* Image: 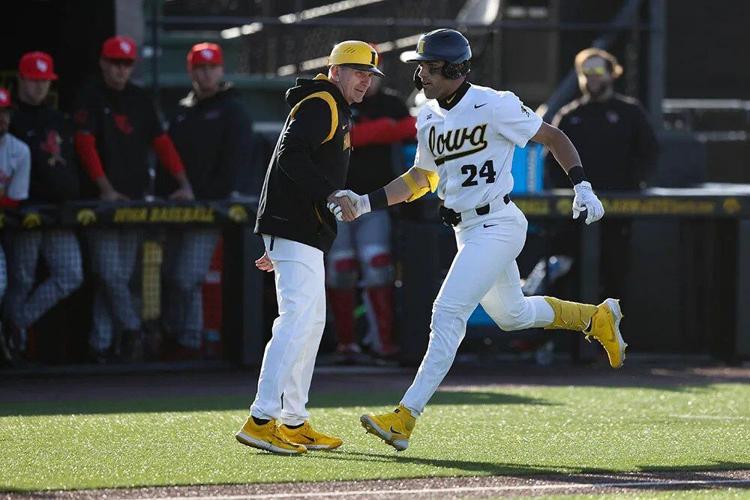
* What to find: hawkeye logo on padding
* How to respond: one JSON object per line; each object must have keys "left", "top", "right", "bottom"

{"left": 723, "top": 198, "right": 741, "bottom": 215}
{"left": 77, "top": 209, "right": 97, "bottom": 225}
{"left": 22, "top": 213, "right": 42, "bottom": 229}
{"left": 228, "top": 205, "right": 248, "bottom": 222}
{"left": 428, "top": 123, "right": 488, "bottom": 166}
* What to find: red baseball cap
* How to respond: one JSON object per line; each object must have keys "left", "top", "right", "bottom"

{"left": 19, "top": 51, "right": 58, "bottom": 80}
{"left": 101, "top": 35, "right": 137, "bottom": 61}
{"left": 187, "top": 42, "right": 224, "bottom": 69}
{"left": 0, "top": 88, "right": 11, "bottom": 108}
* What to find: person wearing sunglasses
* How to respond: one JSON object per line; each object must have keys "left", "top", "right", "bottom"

{"left": 549, "top": 47, "right": 658, "bottom": 192}
{"left": 544, "top": 48, "right": 659, "bottom": 342}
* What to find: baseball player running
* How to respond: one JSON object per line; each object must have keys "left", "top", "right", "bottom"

{"left": 328, "top": 29, "right": 625, "bottom": 452}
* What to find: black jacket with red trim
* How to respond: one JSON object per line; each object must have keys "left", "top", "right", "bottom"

{"left": 72, "top": 77, "right": 166, "bottom": 199}
{"left": 255, "top": 75, "right": 352, "bottom": 252}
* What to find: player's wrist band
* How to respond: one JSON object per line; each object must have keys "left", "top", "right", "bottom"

{"left": 567, "top": 165, "right": 587, "bottom": 186}
{"left": 367, "top": 187, "right": 389, "bottom": 211}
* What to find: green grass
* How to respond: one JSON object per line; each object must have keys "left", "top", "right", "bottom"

{"left": 1, "top": 383, "right": 749, "bottom": 491}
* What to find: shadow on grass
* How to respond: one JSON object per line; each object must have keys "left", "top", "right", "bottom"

{"left": 0, "top": 390, "right": 552, "bottom": 417}
{"left": 316, "top": 390, "right": 555, "bottom": 409}
{"left": 2, "top": 462, "right": 749, "bottom": 496}
{"left": 308, "top": 450, "right": 750, "bottom": 481}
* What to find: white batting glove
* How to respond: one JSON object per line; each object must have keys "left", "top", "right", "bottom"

{"left": 326, "top": 190, "right": 345, "bottom": 221}
{"left": 572, "top": 181, "right": 605, "bottom": 225}
{"left": 326, "top": 189, "right": 371, "bottom": 221}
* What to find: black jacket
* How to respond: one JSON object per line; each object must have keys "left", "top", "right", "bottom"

{"left": 547, "top": 93, "right": 659, "bottom": 190}
{"left": 160, "top": 84, "right": 254, "bottom": 200}
{"left": 10, "top": 100, "right": 79, "bottom": 203}
{"left": 72, "top": 77, "right": 165, "bottom": 199}
{"left": 255, "top": 75, "right": 352, "bottom": 252}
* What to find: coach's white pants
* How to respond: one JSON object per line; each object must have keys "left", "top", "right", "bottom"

{"left": 401, "top": 202, "right": 554, "bottom": 415}
{"left": 250, "top": 235, "right": 326, "bottom": 426}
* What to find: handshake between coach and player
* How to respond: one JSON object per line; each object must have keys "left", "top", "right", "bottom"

{"left": 327, "top": 171, "right": 606, "bottom": 225}
{"left": 327, "top": 189, "right": 372, "bottom": 222}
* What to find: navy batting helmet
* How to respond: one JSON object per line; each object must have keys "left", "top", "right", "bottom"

{"left": 404, "top": 29, "right": 472, "bottom": 80}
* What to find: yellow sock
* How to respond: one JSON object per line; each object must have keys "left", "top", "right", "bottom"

{"left": 543, "top": 297, "right": 597, "bottom": 331}
{"left": 397, "top": 405, "right": 416, "bottom": 431}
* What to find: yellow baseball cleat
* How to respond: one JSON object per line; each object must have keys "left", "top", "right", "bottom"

{"left": 278, "top": 421, "right": 343, "bottom": 451}
{"left": 360, "top": 404, "right": 416, "bottom": 451}
{"left": 235, "top": 417, "right": 307, "bottom": 455}
{"left": 584, "top": 298, "right": 627, "bottom": 368}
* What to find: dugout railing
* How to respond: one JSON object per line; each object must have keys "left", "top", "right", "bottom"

{"left": 5, "top": 186, "right": 749, "bottom": 374}
{"left": 0, "top": 198, "right": 265, "bottom": 372}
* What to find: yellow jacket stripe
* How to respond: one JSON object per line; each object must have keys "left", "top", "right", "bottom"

{"left": 290, "top": 90, "right": 339, "bottom": 144}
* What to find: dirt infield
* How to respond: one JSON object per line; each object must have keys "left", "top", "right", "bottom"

{"left": 5, "top": 470, "right": 750, "bottom": 499}
{"left": 2, "top": 359, "right": 749, "bottom": 498}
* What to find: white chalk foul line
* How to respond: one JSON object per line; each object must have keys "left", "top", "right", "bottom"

{"left": 148, "top": 477, "right": 750, "bottom": 500}
{"left": 670, "top": 414, "right": 749, "bottom": 420}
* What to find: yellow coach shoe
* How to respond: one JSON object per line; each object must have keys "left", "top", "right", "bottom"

{"left": 584, "top": 298, "right": 627, "bottom": 368}
{"left": 360, "top": 404, "right": 415, "bottom": 451}
{"left": 235, "top": 417, "right": 307, "bottom": 455}
{"left": 278, "top": 421, "right": 343, "bottom": 451}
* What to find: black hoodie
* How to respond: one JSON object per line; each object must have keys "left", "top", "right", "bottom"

{"left": 255, "top": 74, "right": 352, "bottom": 252}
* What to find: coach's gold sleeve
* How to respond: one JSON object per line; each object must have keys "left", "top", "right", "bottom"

{"left": 401, "top": 168, "right": 439, "bottom": 202}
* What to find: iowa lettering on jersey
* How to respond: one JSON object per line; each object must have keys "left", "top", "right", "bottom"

{"left": 428, "top": 124, "right": 488, "bottom": 165}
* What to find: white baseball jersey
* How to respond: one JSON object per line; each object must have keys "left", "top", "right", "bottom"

{"left": 0, "top": 133, "right": 31, "bottom": 200}
{"left": 413, "top": 84, "right": 542, "bottom": 212}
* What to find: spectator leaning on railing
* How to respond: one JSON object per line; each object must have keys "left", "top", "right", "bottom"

{"left": 0, "top": 88, "right": 31, "bottom": 365}
{"left": 545, "top": 47, "right": 658, "bottom": 304}
{"left": 2, "top": 52, "right": 83, "bottom": 365}
{"left": 72, "top": 35, "right": 194, "bottom": 364}
{"left": 157, "top": 42, "right": 255, "bottom": 361}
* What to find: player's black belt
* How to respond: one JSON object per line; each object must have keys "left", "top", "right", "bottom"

{"left": 440, "top": 194, "right": 511, "bottom": 227}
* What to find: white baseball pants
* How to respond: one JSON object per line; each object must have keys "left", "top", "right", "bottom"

{"left": 250, "top": 235, "right": 327, "bottom": 426}
{"left": 401, "top": 201, "right": 554, "bottom": 415}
